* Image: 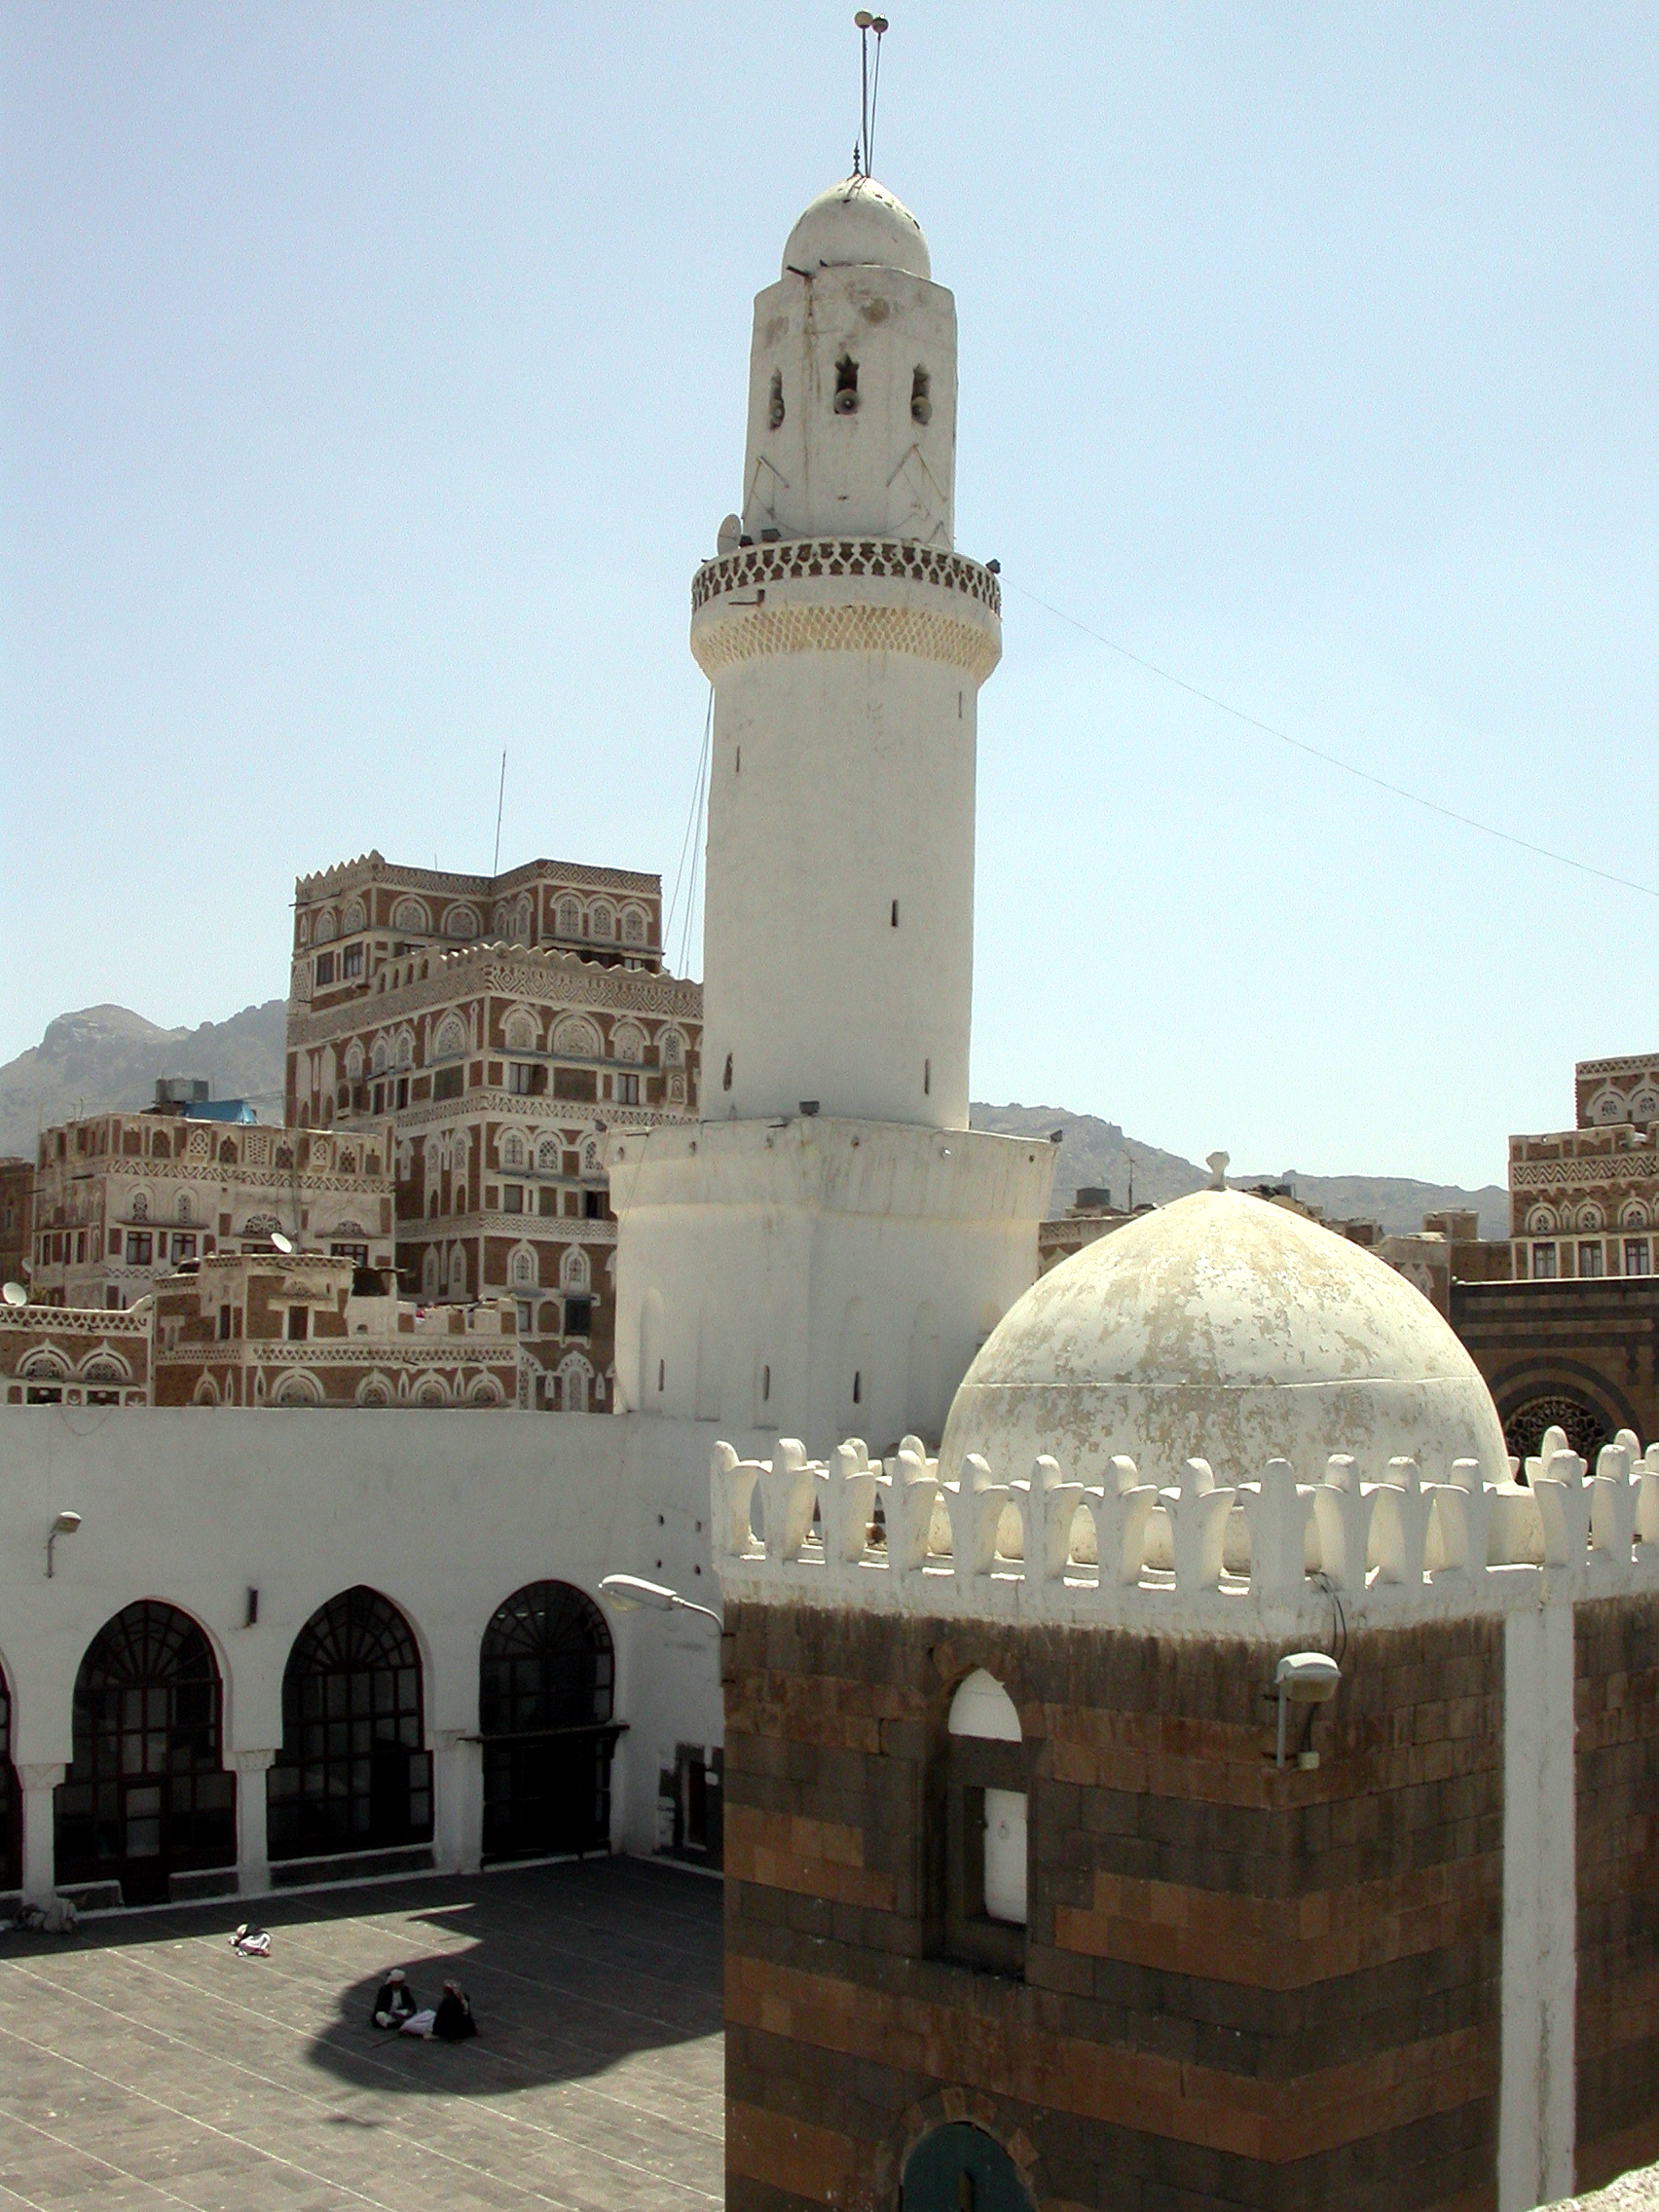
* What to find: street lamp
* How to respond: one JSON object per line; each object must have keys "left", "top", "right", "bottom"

{"left": 46, "top": 1510, "right": 82, "bottom": 1579}
{"left": 1273, "top": 1649, "right": 1340, "bottom": 1768}
{"left": 599, "top": 1573, "right": 722, "bottom": 1629}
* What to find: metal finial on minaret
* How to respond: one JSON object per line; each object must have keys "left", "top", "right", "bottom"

{"left": 1207, "top": 1152, "right": 1231, "bottom": 1191}
{"left": 853, "top": 11, "right": 890, "bottom": 178}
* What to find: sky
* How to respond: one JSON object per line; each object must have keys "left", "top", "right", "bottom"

{"left": 2, "top": 2, "right": 1654, "bottom": 1188}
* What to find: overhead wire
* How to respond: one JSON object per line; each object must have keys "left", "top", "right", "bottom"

{"left": 1004, "top": 575, "right": 1659, "bottom": 903}
{"left": 662, "top": 687, "right": 713, "bottom": 977}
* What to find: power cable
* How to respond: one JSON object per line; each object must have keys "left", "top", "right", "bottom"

{"left": 1005, "top": 575, "right": 1659, "bottom": 902}
{"left": 662, "top": 688, "right": 713, "bottom": 974}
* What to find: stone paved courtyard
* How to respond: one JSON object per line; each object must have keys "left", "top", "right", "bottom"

{"left": 0, "top": 1859, "right": 723, "bottom": 2212}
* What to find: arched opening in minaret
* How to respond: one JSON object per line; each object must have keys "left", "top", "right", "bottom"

{"left": 891, "top": 900, "right": 900, "bottom": 928}
{"left": 911, "top": 364, "right": 932, "bottom": 424}
{"left": 833, "top": 354, "right": 860, "bottom": 415}
{"left": 722, "top": 1053, "right": 733, "bottom": 1091}
{"left": 767, "top": 369, "right": 785, "bottom": 428}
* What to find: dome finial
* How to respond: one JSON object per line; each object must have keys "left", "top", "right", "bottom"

{"left": 1206, "top": 1151, "right": 1230, "bottom": 1191}
{"left": 852, "top": 12, "right": 890, "bottom": 180}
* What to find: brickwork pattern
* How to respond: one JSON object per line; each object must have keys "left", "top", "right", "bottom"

{"left": 722, "top": 1602, "right": 1503, "bottom": 2212}
{"left": 1576, "top": 1596, "right": 1659, "bottom": 2194}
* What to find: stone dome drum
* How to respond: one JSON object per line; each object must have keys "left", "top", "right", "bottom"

{"left": 782, "top": 175, "right": 931, "bottom": 279}
{"left": 939, "top": 1190, "right": 1509, "bottom": 1492}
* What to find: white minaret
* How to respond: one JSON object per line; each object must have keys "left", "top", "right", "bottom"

{"left": 695, "top": 178, "right": 999, "bottom": 1128}
{"left": 609, "top": 176, "right": 1051, "bottom": 1456}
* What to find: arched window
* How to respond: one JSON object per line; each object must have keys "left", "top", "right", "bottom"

{"left": 942, "top": 1669, "right": 1027, "bottom": 1963}
{"left": 558, "top": 1350, "right": 595, "bottom": 1413}
{"left": 1577, "top": 1203, "right": 1605, "bottom": 1232}
{"left": 396, "top": 1030, "right": 415, "bottom": 1069}
{"left": 538, "top": 1138, "right": 560, "bottom": 1172}
{"left": 345, "top": 1041, "right": 365, "bottom": 1080}
{"left": 611, "top": 1022, "right": 645, "bottom": 1064}
{"left": 55, "top": 1602, "right": 235, "bottom": 1905}
{"left": 510, "top": 1245, "right": 537, "bottom": 1288}
{"left": 313, "top": 910, "right": 338, "bottom": 943}
{"left": 502, "top": 1131, "right": 525, "bottom": 1170}
{"left": 560, "top": 1246, "right": 590, "bottom": 1291}
{"left": 445, "top": 903, "right": 481, "bottom": 939}
{"left": 370, "top": 1038, "right": 388, "bottom": 1076}
{"left": 129, "top": 1190, "right": 149, "bottom": 1221}
{"left": 391, "top": 897, "right": 429, "bottom": 935}
{"left": 1632, "top": 1088, "right": 1659, "bottom": 1124}
{"left": 581, "top": 1139, "right": 599, "bottom": 1173}
{"left": 503, "top": 1008, "right": 537, "bottom": 1051}
{"left": 433, "top": 1013, "right": 467, "bottom": 1059}
{"left": 218, "top": 1139, "right": 238, "bottom": 1164}
{"left": 556, "top": 897, "right": 581, "bottom": 938}
{"left": 621, "top": 906, "right": 646, "bottom": 945}
{"left": 342, "top": 899, "right": 366, "bottom": 934}
{"left": 423, "top": 1249, "right": 439, "bottom": 1295}
{"left": 448, "top": 1247, "right": 467, "bottom": 1297}
{"left": 272, "top": 1372, "right": 324, "bottom": 1407}
{"left": 1527, "top": 1205, "right": 1559, "bottom": 1235}
{"left": 660, "top": 1028, "right": 684, "bottom": 1066}
{"left": 589, "top": 902, "right": 615, "bottom": 940}
{"left": 0, "top": 1663, "right": 18, "bottom": 1896}
{"left": 479, "top": 1581, "right": 616, "bottom": 1859}
{"left": 1592, "top": 1088, "right": 1627, "bottom": 1124}
{"left": 266, "top": 1588, "right": 432, "bottom": 1862}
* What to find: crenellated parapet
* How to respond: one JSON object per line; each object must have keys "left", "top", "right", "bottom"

{"left": 711, "top": 1424, "right": 1659, "bottom": 1632}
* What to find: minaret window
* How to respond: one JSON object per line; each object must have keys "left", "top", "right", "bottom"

{"left": 911, "top": 365, "right": 932, "bottom": 424}
{"left": 891, "top": 900, "right": 900, "bottom": 927}
{"left": 722, "top": 1053, "right": 733, "bottom": 1091}
{"left": 924, "top": 1058, "right": 932, "bottom": 1096}
{"left": 767, "top": 370, "right": 785, "bottom": 429}
{"left": 833, "top": 354, "right": 860, "bottom": 415}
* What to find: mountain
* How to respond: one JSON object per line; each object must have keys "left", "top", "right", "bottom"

{"left": 0, "top": 1006, "right": 1508, "bottom": 1237}
{"left": 969, "top": 1102, "right": 1509, "bottom": 1239}
{"left": 0, "top": 1003, "right": 287, "bottom": 1160}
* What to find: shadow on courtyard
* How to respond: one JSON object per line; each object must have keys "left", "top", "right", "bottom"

{"left": 14, "top": 1854, "right": 722, "bottom": 2101}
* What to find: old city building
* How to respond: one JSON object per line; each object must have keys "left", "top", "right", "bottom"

{"left": 285, "top": 851, "right": 702, "bottom": 1411}
{"left": 28, "top": 1103, "right": 394, "bottom": 1310}
{"left": 0, "top": 1301, "right": 150, "bottom": 1408}
{"left": 152, "top": 1250, "right": 519, "bottom": 1409}
{"left": 1508, "top": 1051, "right": 1659, "bottom": 1284}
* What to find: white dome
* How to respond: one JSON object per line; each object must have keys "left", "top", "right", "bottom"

{"left": 782, "top": 176, "right": 931, "bottom": 281}
{"left": 940, "top": 1190, "right": 1508, "bottom": 1491}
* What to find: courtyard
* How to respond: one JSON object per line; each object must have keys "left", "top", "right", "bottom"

{"left": 0, "top": 1858, "right": 723, "bottom": 2212}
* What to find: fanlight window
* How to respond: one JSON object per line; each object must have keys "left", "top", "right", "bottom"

{"left": 345, "top": 1042, "right": 365, "bottom": 1080}
{"left": 553, "top": 1015, "right": 601, "bottom": 1058}
{"left": 1592, "top": 1089, "right": 1627, "bottom": 1124}
{"left": 396, "top": 1032, "right": 414, "bottom": 1069}
{"left": 560, "top": 1247, "right": 590, "bottom": 1291}
{"left": 370, "top": 1039, "right": 388, "bottom": 1075}
{"left": 502, "top": 1133, "right": 525, "bottom": 1169}
{"left": 1577, "top": 1203, "right": 1605, "bottom": 1232}
{"left": 589, "top": 903, "right": 615, "bottom": 940}
{"left": 611, "top": 1022, "right": 644, "bottom": 1064}
{"left": 448, "top": 1248, "right": 467, "bottom": 1296}
{"left": 503, "top": 1009, "right": 538, "bottom": 1051}
{"left": 1632, "top": 1089, "right": 1659, "bottom": 1124}
{"left": 343, "top": 899, "right": 366, "bottom": 933}
{"left": 1527, "top": 1205, "right": 1558, "bottom": 1235}
{"left": 538, "top": 1139, "right": 560, "bottom": 1171}
{"left": 557, "top": 1352, "right": 595, "bottom": 1412}
{"left": 510, "top": 1246, "right": 537, "bottom": 1287}
{"left": 445, "top": 903, "right": 481, "bottom": 939}
{"left": 433, "top": 1014, "right": 467, "bottom": 1058}
{"left": 621, "top": 907, "right": 646, "bottom": 945}
{"left": 176, "top": 1194, "right": 193, "bottom": 1223}
{"left": 130, "top": 1191, "right": 149, "bottom": 1221}
{"left": 391, "top": 898, "right": 429, "bottom": 934}
{"left": 661, "top": 1029, "right": 683, "bottom": 1065}
{"left": 313, "top": 910, "right": 338, "bottom": 943}
{"left": 557, "top": 898, "right": 581, "bottom": 938}
{"left": 581, "top": 1139, "right": 599, "bottom": 1173}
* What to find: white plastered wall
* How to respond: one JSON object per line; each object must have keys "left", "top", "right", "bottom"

{"left": 0, "top": 1407, "right": 751, "bottom": 1897}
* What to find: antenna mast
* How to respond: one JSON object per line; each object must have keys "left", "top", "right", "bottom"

{"left": 853, "top": 12, "right": 889, "bottom": 177}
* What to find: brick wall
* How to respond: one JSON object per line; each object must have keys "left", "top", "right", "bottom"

{"left": 1576, "top": 1595, "right": 1659, "bottom": 2193}
{"left": 723, "top": 1602, "right": 1502, "bottom": 2212}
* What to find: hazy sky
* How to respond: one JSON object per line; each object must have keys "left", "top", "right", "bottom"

{"left": 3, "top": 3, "right": 1654, "bottom": 1187}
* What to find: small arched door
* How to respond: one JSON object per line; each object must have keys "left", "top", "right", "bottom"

{"left": 54, "top": 1602, "right": 236, "bottom": 1905}
{"left": 902, "top": 2125, "right": 1028, "bottom": 2212}
{"left": 267, "top": 1587, "right": 433, "bottom": 1862}
{"left": 479, "top": 1581, "right": 618, "bottom": 1861}
{"left": 0, "top": 1662, "right": 19, "bottom": 1895}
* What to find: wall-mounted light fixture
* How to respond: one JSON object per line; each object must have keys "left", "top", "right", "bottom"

{"left": 1274, "top": 1649, "right": 1340, "bottom": 1768}
{"left": 46, "top": 1510, "right": 82, "bottom": 1578}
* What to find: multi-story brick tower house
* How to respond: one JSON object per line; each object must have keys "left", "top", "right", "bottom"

{"left": 285, "top": 851, "right": 701, "bottom": 1410}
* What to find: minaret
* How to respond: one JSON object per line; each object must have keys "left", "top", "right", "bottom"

{"left": 694, "top": 177, "right": 999, "bottom": 1128}
{"left": 608, "top": 175, "right": 1051, "bottom": 1456}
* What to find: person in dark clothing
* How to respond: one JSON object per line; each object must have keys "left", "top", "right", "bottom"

{"left": 371, "top": 1968, "right": 419, "bottom": 2029}
{"left": 431, "top": 1979, "right": 477, "bottom": 2043}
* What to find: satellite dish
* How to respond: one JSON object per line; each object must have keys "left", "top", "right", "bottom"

{"left": 271, "top": 1231, "right": 295, "bottom": 1255}
{"left": 716, "top": 513, "right": 742, "bottom": 557}
{"left": 3, "top": 1281, "right": 27, "bottom": 1308}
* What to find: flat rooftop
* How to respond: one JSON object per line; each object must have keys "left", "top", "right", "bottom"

{"left": 0, "top": 1858, "right": 721, "bottom": 2212}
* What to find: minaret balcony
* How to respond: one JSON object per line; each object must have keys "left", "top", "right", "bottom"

{"left": 690, "top": 535, "right": 1001, "bottom": 682}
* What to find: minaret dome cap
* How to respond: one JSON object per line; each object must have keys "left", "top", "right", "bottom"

{"left": 782, "top": 175, "right": 931, "bottom": 281}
